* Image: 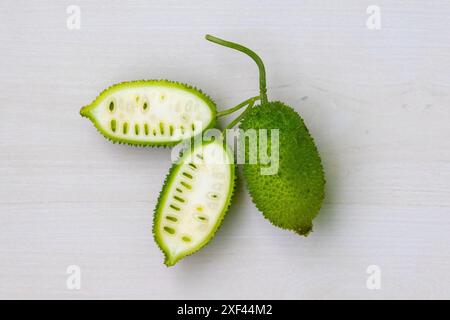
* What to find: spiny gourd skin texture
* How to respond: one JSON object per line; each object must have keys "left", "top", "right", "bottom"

{"left": 153, "top": 140, "right": 236, "bottom": 266}
{"left": 240, "top": 101, "right": 325, "bottom": 236}
{"left": 80, "top": 80, "right": 217, "bottom": 147}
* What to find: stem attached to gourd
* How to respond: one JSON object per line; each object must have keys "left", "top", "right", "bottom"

{"left": 225, "top": 100, "right": 256, "bottom": 130}
{"left": 205, "top": 34, "right": 268, "bottom": 105}
{"left": 216, "top": 96, "right": 260, "bottom": 118}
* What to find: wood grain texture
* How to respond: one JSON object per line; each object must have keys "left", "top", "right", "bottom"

{"left": 0, "top": 0, "right": 449, "bottom": 299}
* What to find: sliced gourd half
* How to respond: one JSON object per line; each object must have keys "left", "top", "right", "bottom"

{"left": 154, "top": 139, "right": 235, "bottom": 266}
{"left": 80, "top": 80, "right": 216, "bottom": 146}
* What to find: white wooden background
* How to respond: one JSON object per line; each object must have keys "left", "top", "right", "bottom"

{"left": 1, "top": 0, "right": 449, "bottom": 299}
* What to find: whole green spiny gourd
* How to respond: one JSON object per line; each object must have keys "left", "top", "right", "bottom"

{"left": 206, "top": 35, "right": 325, "bottom": 236}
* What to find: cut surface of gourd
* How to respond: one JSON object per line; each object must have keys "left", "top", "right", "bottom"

{"left": 154, "top": 139, "right": 235, "bottom": 266}
{"left": 80, "top": 80, "right": 216, "bottom": 146}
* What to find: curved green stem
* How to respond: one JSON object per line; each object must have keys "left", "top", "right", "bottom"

{"left": 225, "top": 101, "right": 255, "bottom": 130}
{"left": 205, "top": 34, "right": 268, "bottom": 105}
{"left": 216, "top": 96, "right": 260, "bottom": 118}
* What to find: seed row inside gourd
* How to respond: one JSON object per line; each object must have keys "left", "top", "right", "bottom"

{"left": 106, "top": 95, "right": 203, "bottom": 118}
{"left": 108, "top": 119, "right": 197, "bottom": 137}
{"left": 160, "top": 153, "right": 228, "bottom": 249}
{"left": 161, "top": 161, "right": 208, "bottom": 244}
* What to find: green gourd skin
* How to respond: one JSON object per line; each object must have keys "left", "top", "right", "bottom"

{"left": 206, "top": 35, "right": 325, "bottom": 236}
{"left": 80, "top": 80, "right": 217, "bottom": 147}
{"left": 240, "top": 102, "right": 325, "bottom": 235}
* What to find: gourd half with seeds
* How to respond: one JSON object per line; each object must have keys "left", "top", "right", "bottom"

{"left": 80, "top": 80, "right": 216, "bottom": 146}
{"left": 154, "top": 139, "right": 235, "bottom": 266}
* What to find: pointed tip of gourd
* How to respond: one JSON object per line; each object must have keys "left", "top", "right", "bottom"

{"left": 80, "top": 105, "right": 90, "bottom": 117}
{"left": 164, "top": 255, "right": 178, "bottom": 267}
{"left": 295, "top": 224, "right": 313, "bottom": 237}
